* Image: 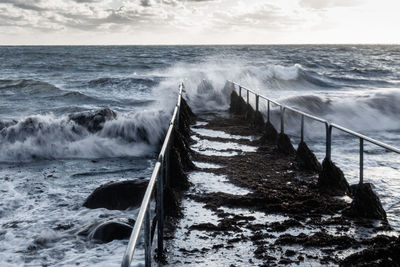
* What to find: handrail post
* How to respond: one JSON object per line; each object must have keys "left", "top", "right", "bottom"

{"left": 246, "top": 90, "right": 249, "bottom": 104}
{"left": 280, "top": 106, "right": 285, "bottom": 134}
{"left": 301, "top": 115, "right": 304, "bottom": 142}
{"left": 255, "top": 95, "right": 259, "bottom": 112}
{"left": 360, "top": 138, "right": 364, "bottom": 185}
{"left": 325, "top": 123, "right": 332, "bottom": 160}
{"left": 156, "top": 156, "right": 164, "bottom": 261}
{"left": 267, "top": 100, "right": 270, "bottom": 122}
{"left": 144, "top": 207, "right": 151, "bottom": 267}
{"left": 239, "top": 86, "right": 242, "bottom": 97}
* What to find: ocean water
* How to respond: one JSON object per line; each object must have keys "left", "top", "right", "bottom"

{"left": 0, "top": 45, "right": 400, "bottom": 266}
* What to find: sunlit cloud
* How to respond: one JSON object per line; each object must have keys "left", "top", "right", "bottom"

{"left": 0, "top": 0, "right": 399, "bottom": 44}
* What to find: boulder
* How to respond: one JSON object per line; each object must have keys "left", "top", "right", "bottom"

{"left": 69, "top": 108, "right": 116, "bottom": 133}
{"left": 79, "top": 218, "right": 135, "bottom": 243}
{"left": 318, "top": 159, "right": 351, "bottom": 196}
{"left": 83, "top": 179, "right": 148, "bottom": 210}
{"left": 277, "top": 133, "right": 296, "bottom": 155}
{"left": 343, "top": 183, "right": 387, "bottom": 220}
{"left": 296, "top": 141, "right": 322, "bottom": 172}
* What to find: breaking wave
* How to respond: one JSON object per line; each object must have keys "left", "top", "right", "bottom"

{"left": 276, "top": 90, "right": 400, "bottom": 134}
{"left": 0, "top": 109, "right": 168, "bottom": 162}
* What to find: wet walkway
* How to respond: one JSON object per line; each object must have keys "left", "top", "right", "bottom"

{"left": 164, "top": 110, "right": 398, "bottom": 266}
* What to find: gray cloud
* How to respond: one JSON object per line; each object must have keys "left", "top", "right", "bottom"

{"left": 0, "top": 0, "right": 47, "bottom": 11}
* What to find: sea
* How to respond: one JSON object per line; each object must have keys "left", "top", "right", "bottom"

{"left": 0, "top": 45, "right": 399, "bottom": 266}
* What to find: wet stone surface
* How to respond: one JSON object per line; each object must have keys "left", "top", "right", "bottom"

{"left": 164, "top": 111, "right": 398, "bottom": 266}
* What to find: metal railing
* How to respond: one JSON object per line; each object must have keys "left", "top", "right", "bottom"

{"left": 228, "top": 80, "right": 400, "bottom": 185}
{"left": 121, "top": 83, "right": 184, "bottom": 267}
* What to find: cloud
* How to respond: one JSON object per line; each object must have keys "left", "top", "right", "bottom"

{"left": 1, "top": 0, "right": 397, "bottom": 44}
{"left": 299, "top": 0, "right": 363, "bottom": 9}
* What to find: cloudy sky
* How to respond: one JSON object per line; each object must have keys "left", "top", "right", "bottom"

{"left": 0, "top": 0, "right": 399, "bottom": 45}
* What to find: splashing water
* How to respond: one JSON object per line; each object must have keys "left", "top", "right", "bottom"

{"left": 1, "top": 45, "right": 400, "bottom": 266}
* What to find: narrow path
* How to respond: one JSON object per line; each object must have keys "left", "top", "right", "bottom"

{"left": 165, "top": 111, "right": 397, "bottom": 266}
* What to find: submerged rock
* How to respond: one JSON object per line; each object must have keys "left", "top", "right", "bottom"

{"left": 343, "top": 183, "right": 387, "bottom": 220}
{"left": 296, "top": 141, "right": 322, "bottom": 172}
{"left": 318, "top": 159, "right": 350, "bottom": 196}
{"left": 79, "top": 218, "right": 135, "bottom": 243}
{"left": 69, "top": 108, "right": 116, "bottom": 133}
{"left": 83, "top": 179, "right": 148, "bottom": 210}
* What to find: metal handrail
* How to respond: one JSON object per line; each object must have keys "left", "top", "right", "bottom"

{"left": 121, "top": 83, "right": 184, "bottom": 267}
{"left": 228, "top": 80, "right": 400, "bottom": 185}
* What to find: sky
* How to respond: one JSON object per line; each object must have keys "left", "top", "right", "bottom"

{"left": 0, "top": 0, "right": 399, "bottom": 45}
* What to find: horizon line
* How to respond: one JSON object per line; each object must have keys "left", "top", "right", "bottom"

{"left": 1, "top": 43, "right": 400, "bottom": 46}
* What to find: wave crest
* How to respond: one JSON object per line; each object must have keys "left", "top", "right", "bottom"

{"left": 0, "top": 109, "right": 167, "bottom": 162}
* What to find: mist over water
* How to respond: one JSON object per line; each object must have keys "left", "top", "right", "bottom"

{"left": 1, "top": 45, "right": 400, "bottom": 265}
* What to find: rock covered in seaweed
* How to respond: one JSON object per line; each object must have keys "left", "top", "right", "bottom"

{"left": 83, "top": 179, "right": 148, "bottom": 210}
{"left": 259, "top": 121, "right": 278, "bottom": 144}
{"left": 277, "top": 133, "right": 296, "bottom": 155}
{"left": 296, "top": 141, "right": 322, "bottom": 172}
{"left": 343, "top": 183, "right": 387, "bottom": 221}
{"left": 318, "top": 158, "right": 351, "bottom": 196}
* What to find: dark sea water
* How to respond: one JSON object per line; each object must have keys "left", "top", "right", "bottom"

{"left": 0, "top": 45, "right": 400, "bottom": 266}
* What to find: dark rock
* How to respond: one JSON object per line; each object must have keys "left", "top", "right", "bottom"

{"left": 277, "top": 133, "right": 296, "bottom": 154}
{"left": 285, "top": 249, "right": 296, "bottom": 257}
{"left": 253, "top": 111, "right": 265, "bottom": 132}
{"left": 69, "top": 108, "right": 116, "bottom": 133}
{"left": 268, "top": 219, "right": 303, "bottom": 232}
{"left": 318, "top": 158, "right": 351, "bottom": 196}
{"left": 83, "top": 179, "right": 148, "bottom": 210}
{"left": 259, "top": 121, "right": 278, "bottom": 144}
{"left": 341, "top": 236, "right": 400, "bottom": 266}
{"left": 173, "top": 128, "right": 195, "bottom": 171}
{"left": 276, "top": 231, "right": 354, "bottom": 249}
{"left": 179, "top": 98, "right": 195, "bottom": 140}
{"left": 349, "top": 184, "right": 358, "bottom": 196}
{"left": 229, "top": 90, "right": 247, "bottom": 115}
{"left": 168, "top": 147, "right": 191, "bottom": 191}
{"left": 79, "top": 218, "right": 135, "bottom": 243}
{"left": 343, "top": 183, "right": 387, "bottom": 220}
{"left": 296, "top": 141, "right": 322, "bottom": 172}
{"left": 163, "top": 185, "right": 183, "bottom": 218}
{"left": 245, "top": 103, "right": 255, "bottom": 122}
{"left": 181, "top": 98, "right": 196, "bottom": 122}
